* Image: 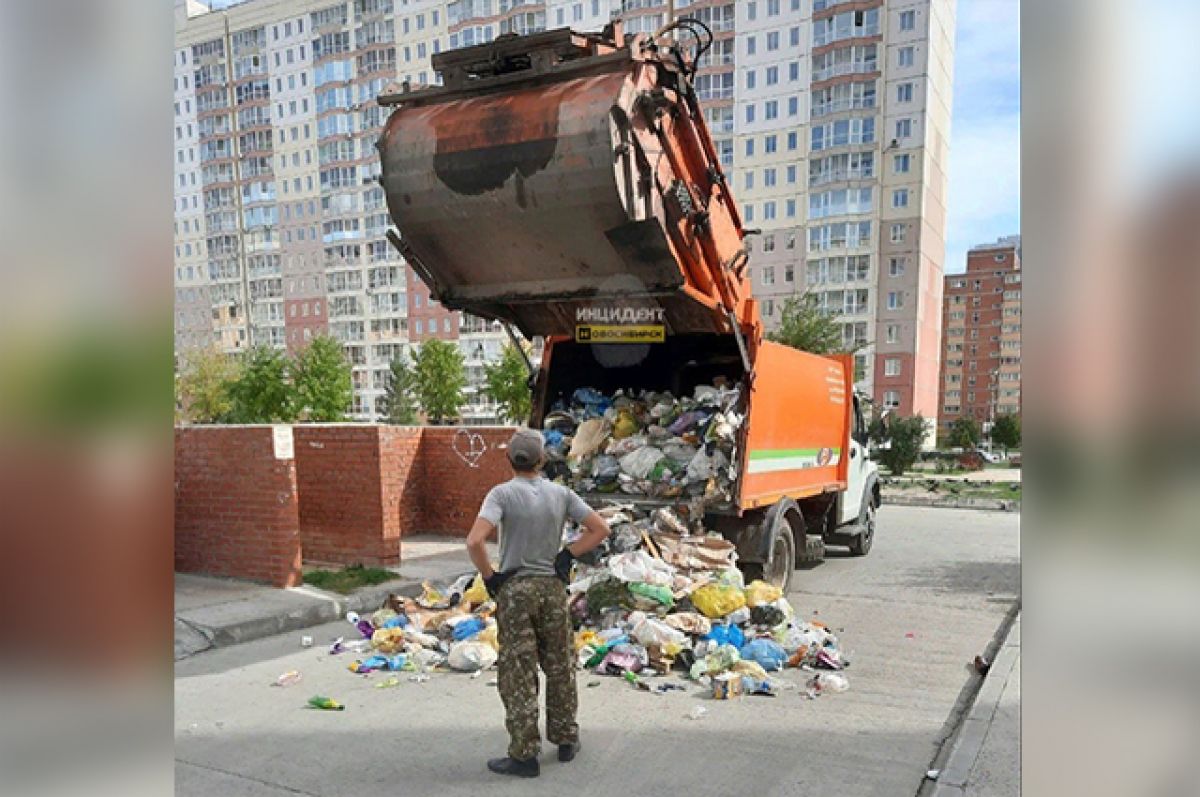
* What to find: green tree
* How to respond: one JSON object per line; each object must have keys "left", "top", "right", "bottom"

{"left": 176, "top": 347, "right": 237, "bottom": 423}
{"left": 225, "top": 346, "right": 296, "bottom": 423}
{"left": 990, "top": 413, "right": 1021, "bottom": 454}
{"left": 876, "top": 414, "right": 928, "bottom": 475}
{"left": 483, "top": 343, "right": 532, "bottom": 424}
{"left": 947, "top": 417, "right": 982, "bottom": 449}
{"left": 413, "top": 338, "right": 467, "bottom": 424}
{"left": 380, "top": 352, "right": 420, "bottom": 424}
{"left": 293, "top": 334, "right": 352, "bottom": 422}
{"left": 768, "top": 292, "right": 844, "bottom": 354}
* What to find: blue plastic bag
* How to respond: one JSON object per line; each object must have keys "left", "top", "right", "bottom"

{"left": 452, "top": 617, "right": 486, "bottom": 641}
{"left": 739, "top": 638, "right": 787, "bottom": 672}
{"left": 542, "top": 429, "right": 565, "bottom": 447}
{"left": 704, "top": 622, "right": 745, "bottom": 650}
{"left": 382, "top": 615, "right": 409, "bottom": 629}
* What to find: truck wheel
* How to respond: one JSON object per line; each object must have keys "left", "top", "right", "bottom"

{"left": 848, "top": 501, "right": 875, "bottom": 556}
{"left": 741, "top": 523, "right": 794, "bottom": 593}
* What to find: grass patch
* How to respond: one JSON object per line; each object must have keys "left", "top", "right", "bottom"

{"left": 304, "top": 564, "right": 396, "bottom": 594}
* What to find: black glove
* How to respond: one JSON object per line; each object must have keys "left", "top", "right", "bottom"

{"left": 554, "top": 548, "right": 576, "bottom": 583}
{"left": 483, "top": 570, "right": 511, "bottom": 599}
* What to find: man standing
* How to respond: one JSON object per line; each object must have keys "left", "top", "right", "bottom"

{"left": 465, "top": 428, "right": 611, "bottom": 778}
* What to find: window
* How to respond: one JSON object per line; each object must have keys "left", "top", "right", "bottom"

{"left": 786, "top": 165, "right": 797, "bottom": 183}
{"left": 745, "top": 104, "right": 755, "bottom": 123}
{"left": 765, "top": 66, "right": 778, "bottom": 85}
{"left": 746, "top": 70, "right": 756, "bottom": 90}
{"left": 889, "top": 257, "right": 906, "bottom": 276}
{"left": 897, "top": 82, "right": 913, "bottom": 103}
{"left": 887, "top": 291, "right": 904, "bottom": 309}
{"left": 747, "top": 1, "right": 756, "bottom": 20}
{"left": 744, "top": 172, "right": 755, "bottom": 190}
{"left": 766, "top": 32, "right": 779, "bottom": 51}
{"left": 884, "top": 358, "right": 901, "bottom": 377}
{"left": 899, "top": 10, "right": 916, "bottom": 31}
{"left": 898, "top": 46, "right": 914, "bottom": 67}
{"left": 891, "top": 223, "right": 907, "bottom": 243}
{"left": 764, "top": 201, "right": 776, "bottom": 220}
{"left": 764, "top": 134, "right": 777, "bottom": 153}
{"left": 894, "top": 154, "right": 910, "bottom": 173}
{"left": 786, "top": 199, "right": 796, "bottom": 217}
{"left": 892, "top": 188, "right": 909, "bottom": 208}
{"left": 787, "top": 131, "right": 798, "bottom": 150}
{"left": 746, "top": 36, "right": 756, "bottom": 55}
{"left": 768, "top": 0, "right": 780, "bottom": 15}
{"left": 745, "top": 138, "right": 755, "bottom": 157}
{"left": 788, "top": 97, "right": 798, "bottom": 116}
{"left": 886, "top": 324, "right": 899, "bottom": 343}
{"left": 883, "top": 391, "right": 900, "bottom": 410}
{"left": 744, "top": 204, "right": 754, "bottom": 222}
{"left": 789, "top": 62, "right": 799, "bottom": 81}
{"left": 765, "top": 101, "right": 778, "bottom": 120}
{"left": 763, "top": 266, "right": 775, "bottom": 285}
{"left": 896, "top": 118, "right": 912, "bottom": 139}
{"left": 764, "top": 168, "right": 776, "bottom": 187}
{"left": 790, "top": 26, "right": 800, "bottom": 47}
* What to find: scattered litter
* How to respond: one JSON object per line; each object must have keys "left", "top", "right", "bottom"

{"left": 686, "top": 706, "right": 708, "bottom": 720}
{"left": 926, "top": 769, "right": 941, "bottom": 781}
{"left": 310, "top": 381, "right": 854, "bottom": 705}
{"left": 272, "top": 670, "right": 302, "bottom": 688}
{"left": 300, "top": 636, "right": 314, "bottom": 648}
{"left": 905, "top": 632, "right": 916, "bottom": 639}
{"left": 306, "top": 695, "right": 344, "bottom": 711}
{"left": 375, "top": 676, "right": 401, "bottom": 689}
{"left": 973, "top": 655, "right": 991, "bottom": 675}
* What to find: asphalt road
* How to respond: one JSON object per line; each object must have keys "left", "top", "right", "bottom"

{"left": 175, "top": 505, "right": 1019, "bottom": 797}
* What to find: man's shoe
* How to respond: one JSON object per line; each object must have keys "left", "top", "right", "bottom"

{"left": 487, "top": 757, "right": 540, "bottom": 778}
{"left": 557, "top": 742, "right": 580, "bottom": 762}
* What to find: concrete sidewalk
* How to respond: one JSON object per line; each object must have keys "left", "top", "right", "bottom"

{"left": 930, "top": 613, "right": 1020, "bottom": 796}
{"left": 175, "top": 536, "right": 495, "bottom": 661}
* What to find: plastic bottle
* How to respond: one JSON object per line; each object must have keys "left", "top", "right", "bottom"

{"left": 306, "top": 695, "right": 345, "bottom": 711}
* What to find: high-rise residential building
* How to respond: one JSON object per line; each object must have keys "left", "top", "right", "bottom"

{"left": 937, "top": 235, "right": 1021, "bottom": 438}
{"left": 174, "top": 0, "right": 954, "bottom": 427}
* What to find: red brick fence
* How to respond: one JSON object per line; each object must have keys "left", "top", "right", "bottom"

{"left": 174, "top": 424, "right": 516, "bottom": 586}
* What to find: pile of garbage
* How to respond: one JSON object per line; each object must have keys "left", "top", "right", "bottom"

{"left": 328, "top": 505, "right": 851, "bottom": 701}
{"left": 540, "top": 381, "right": 744, "bottom": 502}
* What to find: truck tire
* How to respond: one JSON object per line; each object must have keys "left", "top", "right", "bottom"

{"left": 740, "top": 514, "right": 795, "bottom": 593}
{"left": 848, "top": 499, "right": 876, "bottom": 556}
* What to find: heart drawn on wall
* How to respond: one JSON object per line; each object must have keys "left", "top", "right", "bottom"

{"left": 452, "top": 428, "right": 488, "bottom": 469}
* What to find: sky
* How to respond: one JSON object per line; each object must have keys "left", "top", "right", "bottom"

{"left": 944, "top": 0, "right": 1020, "bottom": 274}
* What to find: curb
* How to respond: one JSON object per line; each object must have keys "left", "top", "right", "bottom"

{"left": 883, "top": 494, "right": 1019, "bottom": 512}
{"left": 173, "top": 575, "right": 448, "bottom": 660}
{"left": 927, "top": 611, "right": 1020, "bottom": 796}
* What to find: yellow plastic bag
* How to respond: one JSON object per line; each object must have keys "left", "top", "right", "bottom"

{"left": 691, "top": 584, "right": 747, "bottom": 619}
{"left": 744, "top": 579, "right": 783, "bottom": 607}
{"left": 731, "top": 660, "right": 769, "bottom": 681}
{"left": 417, "top": 580, "right": 449, "bottom": 608}
{"left": 574, "top": 629, "right": 600, "bottom": 653}
{"left": 371, "top": 627, "right": 406, "bottom": 654}
{"left": 611, "top": 409, "right": 639, "bottom": 440}
{"left": 463, "top": 574, "right": 488, "bottom": 606}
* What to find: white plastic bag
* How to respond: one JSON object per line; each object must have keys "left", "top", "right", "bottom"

{"left": 619, "top": 446, "right": 665, "bottom": 479}
{"left": 447, "top": 641, "right": 497, "bottom": 672}
{"left": 607, "top": 550, "right": 675, "bottom": 586}
{"left": 631, "top": 617, "right": 686, "bottom": 648}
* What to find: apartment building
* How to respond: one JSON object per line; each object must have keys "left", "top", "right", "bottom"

{"left": 938, "top": 235, "right": 1021, "bottom": 438}
{"left": 175, "top": 0, "right": 953, "bottom": 427}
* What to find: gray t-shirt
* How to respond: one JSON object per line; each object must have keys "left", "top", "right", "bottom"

{"left": 478, "top": 475, "right": 593, "bottom": 577}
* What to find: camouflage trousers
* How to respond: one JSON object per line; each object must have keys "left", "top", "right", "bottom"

{"left": 495, "top": 575, "right": 578, "bottom": 760}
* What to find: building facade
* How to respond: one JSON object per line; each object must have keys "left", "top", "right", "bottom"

{"left": 937, "top": 235, "right": 1021, "bottom": 438}
{"left": 175, "top": 0, "right": 954, "bottom": 425}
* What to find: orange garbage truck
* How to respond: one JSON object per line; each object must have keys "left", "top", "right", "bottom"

{"left": 378, "top": 23, "right": 880, "bottom": 590}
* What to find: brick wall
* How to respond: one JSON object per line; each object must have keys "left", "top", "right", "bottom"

{"left": 175, "top": 425, "right": 516, "bottom": 579}
{"left": 174, "top": 426, "right": 302, "bottom": 587}
{"left": 414, "top": 427, "right": 516, "bottom": 536}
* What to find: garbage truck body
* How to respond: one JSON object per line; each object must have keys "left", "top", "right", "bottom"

{"left": 378, "top": 24, "right": 880, "bottom": 590}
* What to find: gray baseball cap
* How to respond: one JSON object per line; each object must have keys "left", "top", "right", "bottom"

{"left": 507, "top": 428, "right": 545, "bottom": 470}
